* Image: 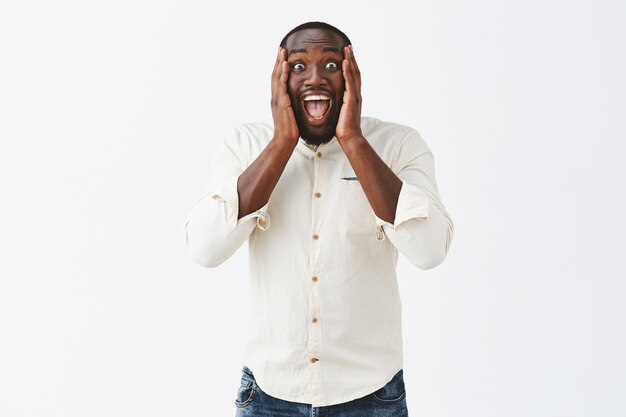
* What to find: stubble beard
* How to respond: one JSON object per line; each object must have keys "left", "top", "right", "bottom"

{"left": 292, "top": 100, "right": 342, "bottom": 147}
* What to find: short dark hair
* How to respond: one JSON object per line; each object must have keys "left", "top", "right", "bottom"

{"left": 279, "top": 21, "right": 351, "bottom": 48}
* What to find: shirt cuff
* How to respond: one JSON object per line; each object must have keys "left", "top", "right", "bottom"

{"left": 374, "top": 181, "right": 430, "bottom": 242}
{"left": 210, "top": 175, "right": 270, "bottom": 238}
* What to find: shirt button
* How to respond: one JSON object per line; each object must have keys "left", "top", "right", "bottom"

{"left": 316, "top": 152, "right": 322, "bottom": 158}
{"left": 312, "top": 276, "right": 318, "bottom": 282}
{"left": 310, "top": 357, "right": 319, "bottom": 363}
{"left": 312, "top": 234, "right": 319, "bottom": 240}
{"left": 314, "top": 192, "right": 321, "bottom": 198}
{"left": 312, "top": 318, "right": 318, "bottom": 323}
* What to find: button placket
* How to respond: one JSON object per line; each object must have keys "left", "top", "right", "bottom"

{"left": 307, "top": 145, "right": 325, "bottom": 405}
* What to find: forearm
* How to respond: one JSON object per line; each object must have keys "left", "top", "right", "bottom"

{"left": 184, "top": 191, "right": 260, "bottom": 268}
{"left": 338, "top": 135, "right": 402, "bottom": 223}
{"left": 237, "top": 137, "right": 296, "bottom": 218}
{"left": 381, "top": 199, "right": 454, "bottom": 270}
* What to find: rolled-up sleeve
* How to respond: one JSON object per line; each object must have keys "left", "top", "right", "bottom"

{"left": 184, "top": 128, "right": 270, "bottom": 268}
{"left": 375, "top": 129, "right": 454, "bottom": 270}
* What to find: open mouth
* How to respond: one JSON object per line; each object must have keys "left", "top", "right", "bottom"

{"left": 302, "top": 94, "right": 332, "bottom": 124}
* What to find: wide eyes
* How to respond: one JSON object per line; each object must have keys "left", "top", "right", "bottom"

{"left": 291, "top": 61, "right": 340, "bottom": 72}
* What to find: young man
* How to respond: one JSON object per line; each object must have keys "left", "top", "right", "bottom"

{"left": 185, "top": 21, "right": 454, "bottom": 416}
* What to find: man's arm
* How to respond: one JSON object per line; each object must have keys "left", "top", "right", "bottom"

{"left": 184, "top": 127, "right": 268, "bottom": 268}
{"left": 336, "top": 44, "right": 453, "bottom": 269}
{"left": 335, "top": 44, "right": 402, "bottom": 223}
{"left": 339, "top": 136, "right": 403, "bottom": 224}
{"left": 237, "top": 47, "right": 300, "bottom": 218}
{"left": 184, "top": 47, "right": 300, "bottom": 268}
{"left": 377, "top": 139, "right": 454, "bottom": 269}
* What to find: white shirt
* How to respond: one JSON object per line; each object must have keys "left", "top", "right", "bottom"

{"left": 184, "top": 116, "right": 454, "bottom": 406}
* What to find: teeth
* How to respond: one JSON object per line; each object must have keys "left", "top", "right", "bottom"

{"left": 303, "top": 95, "right": 330, "bottom": 101}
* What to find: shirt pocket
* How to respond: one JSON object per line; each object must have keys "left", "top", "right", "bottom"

{"left": 338, "top": 178, "right": 376, "bottom": 236}
{"left": 369, "top": 369, "right": 407, "bottom": 404}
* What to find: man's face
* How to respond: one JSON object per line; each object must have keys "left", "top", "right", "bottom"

{"left": 285, "top": 28, "right": 347, "bottom": 146}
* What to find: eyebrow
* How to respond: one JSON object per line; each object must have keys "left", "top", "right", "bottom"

{"left": 288, "top": 46, "right": 343, "bottom": 58}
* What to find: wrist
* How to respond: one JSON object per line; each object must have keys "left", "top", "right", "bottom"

{"left": 337, "top": 132, "right": 365, "bottom": 149}
{"left": 270, "top": 133, "right": 299, "bottom": 152}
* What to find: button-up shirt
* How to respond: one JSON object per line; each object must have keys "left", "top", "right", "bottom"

{"left": 184, "top": 116, "right": 454, "bottom": 406}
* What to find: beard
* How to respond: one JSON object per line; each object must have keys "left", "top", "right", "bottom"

{"left": 291, "top": 99, "right": 342, "bottom": 147}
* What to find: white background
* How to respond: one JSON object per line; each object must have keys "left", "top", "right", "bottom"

{"left": 1, "top": 0, "right": 625, "bottom": 416}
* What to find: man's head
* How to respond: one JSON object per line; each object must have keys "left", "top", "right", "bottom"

{"left": 280, "top": 22, "right": 352, "bottom": 146}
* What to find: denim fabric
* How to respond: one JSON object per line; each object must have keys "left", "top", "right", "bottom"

{"left": 235, "top": 366, "right": 409, "bottom": 417}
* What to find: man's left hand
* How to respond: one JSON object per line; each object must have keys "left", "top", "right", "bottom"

{"left": 336, "top": 44, "right": 363, "bottom": 142}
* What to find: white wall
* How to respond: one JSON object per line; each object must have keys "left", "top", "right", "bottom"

{"left": 1, "top": 1, "right": 625, "bottom": 416}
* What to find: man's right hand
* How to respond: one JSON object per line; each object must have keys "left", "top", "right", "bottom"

{"left": 271, "top": 47, "right": 299, "bottom": 144}
{"left": 235, "top": 48, "right": 300, "bottom": 219}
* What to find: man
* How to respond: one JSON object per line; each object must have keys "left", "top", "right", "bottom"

{"left": 184, "top": 21, "right": 454, "bottom": 416}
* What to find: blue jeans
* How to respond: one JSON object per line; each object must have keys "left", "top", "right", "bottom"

{"left": 235, "top": 366, "right": 409, "bottom": 417}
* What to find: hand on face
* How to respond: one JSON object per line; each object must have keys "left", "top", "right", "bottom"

{"left": 274, "top": 29, "right": 362, "bottom": 146}
{"left": 335, "top": 44, "right": 363, "bottom": 142}
{"left": 271, "top": 47, "right": 299, "bottom": 144}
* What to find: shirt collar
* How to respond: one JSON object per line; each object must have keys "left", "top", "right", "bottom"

{"left": 297, "top": 136, "right": 340, "bottom": 155}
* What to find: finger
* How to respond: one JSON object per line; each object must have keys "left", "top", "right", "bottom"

{"left": 348, "top": 45, "right": 360, "bottom": 74}
{"left": 348, "top": 44, "right": 361, "bottom": 93}
{"left": 272, "top": 48, "right": 288, "bottom": 101}
{"left": 343, "top": 53, "right": 363, "bottom": 116}
{"left": 343, "top": 47, "right": 357, "bottom": 88}
{"left": 272, "top": 47, "right": 282, "bottom": 80}
{"left": 280, "top": 60, "right": 288, "bottom": 90}
{"left": 271, "top": 48, "right": 282, "bottom": 100}
{"left": 280, "top": 60, "right": 291, "bottom": 106}
{"left": 342, "top": 56, "right": 355, "bottom": 98}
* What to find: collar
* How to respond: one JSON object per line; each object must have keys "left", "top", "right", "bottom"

{"left": 297, "top": 136, "right": 340, "bottom": 156}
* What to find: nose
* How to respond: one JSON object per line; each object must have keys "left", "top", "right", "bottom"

{"left": 304, "top": 65, "right": 327, "bottom": 88}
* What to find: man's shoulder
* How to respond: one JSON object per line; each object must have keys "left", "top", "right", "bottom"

{"left": 229, "top": 121, "right": 274, "bottom": 143}
{"left": 221, "top": 121, "right": 274, "bottom": 152}
{"left": 361, "top": 116, "right": 425, "bottom": 146}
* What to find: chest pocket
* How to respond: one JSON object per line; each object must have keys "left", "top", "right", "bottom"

{"left": 338, "top": 177, "right": 377, "bottom": 236}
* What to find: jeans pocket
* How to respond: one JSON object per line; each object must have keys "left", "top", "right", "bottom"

{"left": 234, "top": 368, "right": 257, "bottom": 408}
{"left": 369, "top": 369, "right": 406, "bottom": 405}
